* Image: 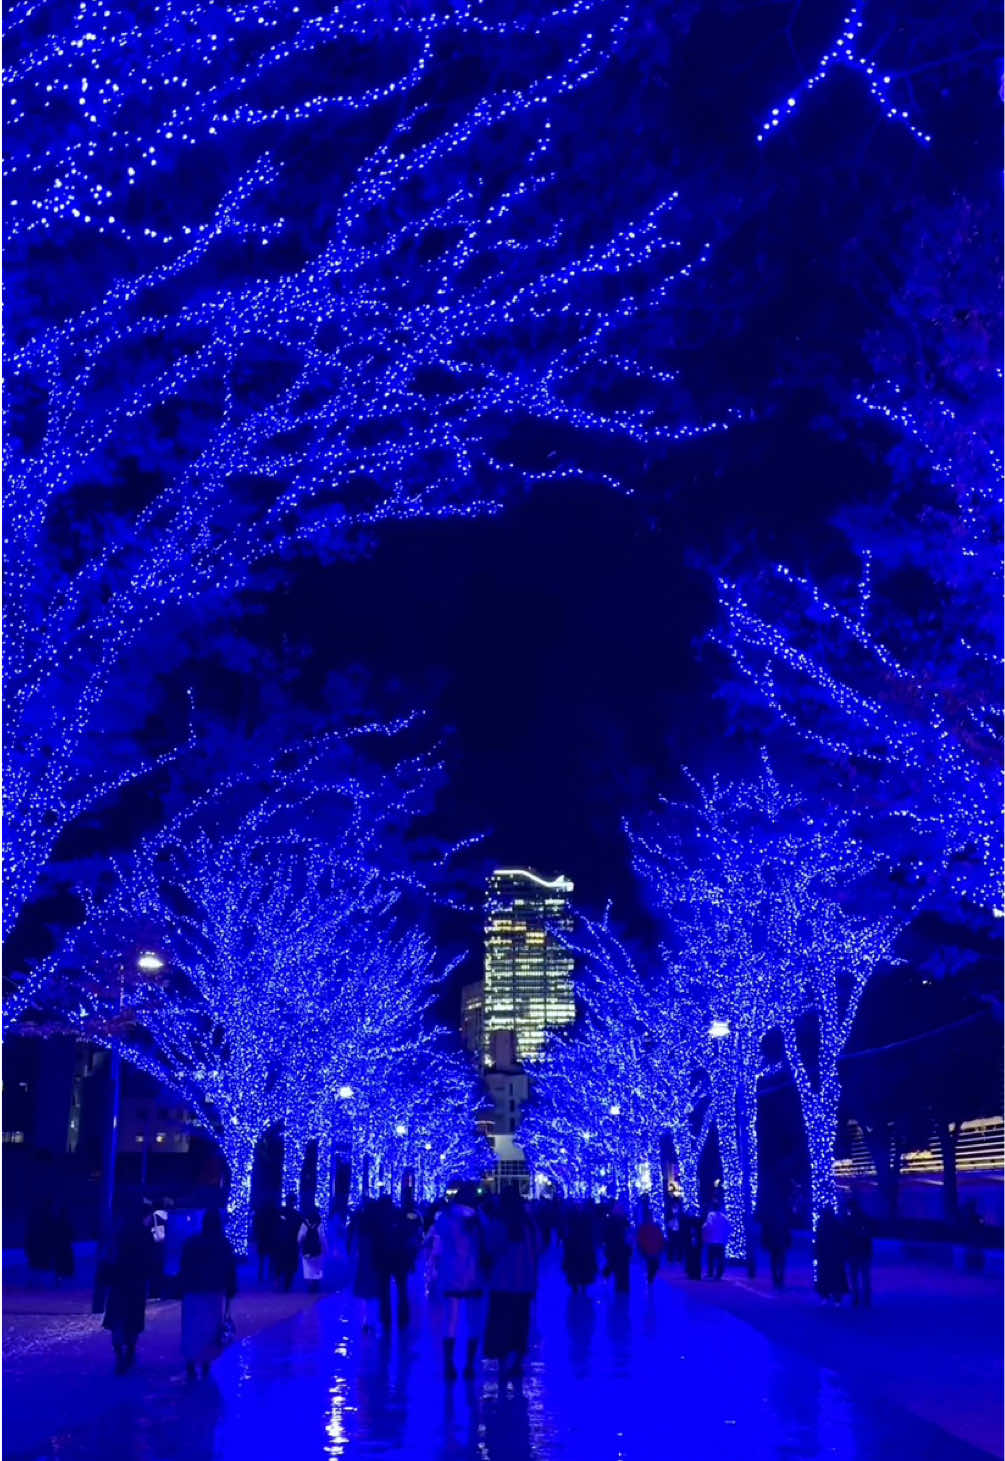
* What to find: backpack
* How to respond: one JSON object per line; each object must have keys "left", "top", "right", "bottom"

{"left": 301, "top": 1224, "right": 322, "bottom": 1258}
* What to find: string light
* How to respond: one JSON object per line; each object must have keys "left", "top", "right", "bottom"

{"left": 520, "top": 916, "right": 713, "bottom": 1227}
{"left": 29, "top": 743, "right": 489, "bottom": 1242}
{"left": 715, "top": 380, "right": 1002, "bottom": 918}
{"left": 755, "top": 1, "right": 931, "bottom": 145}
{"left": 5, "top": 0, "right": 731, "bottom": 938}
{"left": 632, "top": 757, "right": 906, "bottom": 1230}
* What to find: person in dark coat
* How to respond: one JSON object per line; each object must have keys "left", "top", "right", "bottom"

{"left": 101, "top": 1203, "right": 155, "bottom": 1372}
{"left": 484, "top": 1187, "right": 539, "bottom": 1384}
{"left": 348, "top": 1199, "right": 388, "bottom": 1332}
{"left": 51, "top": 1206, "right": 75, "bottom": 1282}
{"left": 814, "top": 1207, "right": 849, "bottom": 1304}
{"left": 665, "top": 1197, "right": 684, "bottom": 1264}
{"left": 760, "top": 1208, "right": 791, "bottom": 1290}
{"left": 273, "top": 1192, "right": 302, "bottom": 1292}
{"left": 180, "top": 1208, "right": 238, "bottom": 1380}
{"left": 602, "top": 1205, "right": 632, "bottom": 1294}
{"left": 845, "top": 1198, "right": 873, "bottom": 1307}
{"left": 681, "top": 1211, "right": 703, "bottom": 1279}
{"left": 561, "top": 1203, "right": 598, "bottom": 1293}
{"left": 252, "top": 1202, "right": 278, "bottom": 1284}
{"left": 383, "top": 1196, "right": 421, "bottom": 1329}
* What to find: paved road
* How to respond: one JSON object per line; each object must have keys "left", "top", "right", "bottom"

{"left": 4, "top": 1254, "right": 1000, "bottom": 1460}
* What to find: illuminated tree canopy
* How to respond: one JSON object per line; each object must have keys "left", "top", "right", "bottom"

{"left": 4, "top": 0, "right": 734, "bottom": 938}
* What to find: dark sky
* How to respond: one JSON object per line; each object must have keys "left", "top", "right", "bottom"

{"left": 266, "top": 415, "right": 877, "bottom": 945}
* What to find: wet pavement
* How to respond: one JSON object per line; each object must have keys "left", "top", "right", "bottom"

{"left": 4, "top": 1255, "right": 1000, "bottom": 1460}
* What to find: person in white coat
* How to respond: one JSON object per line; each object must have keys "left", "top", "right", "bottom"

{"left": 298, "top": 1207, "right": 326, "bottom": 1293}
{"left": 702, "top": 1204, "right": 731, "bottom": 1280}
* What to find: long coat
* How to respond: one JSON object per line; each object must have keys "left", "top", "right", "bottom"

{"left": 561, "top": 1213, "right": 598, "bottom": 1287}
{"left": 349, "top": 1208, "right": 385, "bottom": 1299}
{"left": 102, "top": 1221, "right": 154, "bottom": 1341}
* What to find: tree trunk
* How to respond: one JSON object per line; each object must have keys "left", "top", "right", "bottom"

{"left": 713, "top": 1084, "right": 747, "bottom": 1259}
{"left": 935, "top": 1120, "right": 960, "bottom": 1223}
{"left": 649, "top": 1142, "right": 666, "bottom": 1229}
{"left": 315, "top": 1126, "right": 334, "bottom": 1217}
{"left": 782, "top": 1023, "right": 842, "bottom": 1228}
{"left": 712, "top": 1069, "right": 759, "bottom": 1260}
{"left": 282, "top": 1120, "right": 307, "bottom": 1204}
{"left": 805, "top": 1085, "right": 840, "bottom": 1223}
{"left": 223, "top": 1129, "right": 258, "bottom": 1254}
{"left": 672, "top": 1110, "right": 707, "bottom": 1215}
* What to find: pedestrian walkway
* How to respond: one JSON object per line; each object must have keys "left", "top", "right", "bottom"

{"left": 4, "top": 1254, "right": 999, "bottom": 1460}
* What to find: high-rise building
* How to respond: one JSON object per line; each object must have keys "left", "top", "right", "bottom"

{"left": 460, "top": 981, "right": 485, "bottom": 1062}
{"left": 482, "top": 868, "right": 576, "bottom": 1067}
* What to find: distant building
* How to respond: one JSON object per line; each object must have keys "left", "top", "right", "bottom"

{"left": 460, "top": 981, "right": 485, "bottom": 1062}
{"left": 473, "top": 870, "right": 576, "bottom": 1193}
{"left": 484, "top": 1032, "right": 530, "bottom": 1193}
{"left": 482, "top": 868, "right": 575, "bottom": 1067}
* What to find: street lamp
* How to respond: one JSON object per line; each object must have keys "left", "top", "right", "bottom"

{"left": 95, "top": 949, "right": 164, "bottom": 1311}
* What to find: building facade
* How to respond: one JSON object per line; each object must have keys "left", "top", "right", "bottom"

{"left": 482, "top": 868, "right": 575, "bottom": 1067}
{"left": 460, "top": 981, "right": 485, "bottom": 1063}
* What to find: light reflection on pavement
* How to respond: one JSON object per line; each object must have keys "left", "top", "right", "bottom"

{"left": 4, "top": 1256, "right": 996, "bottom": 1461}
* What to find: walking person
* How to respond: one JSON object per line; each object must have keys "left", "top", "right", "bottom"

{"left": 180, "top": 1208, "right": 238, "bottom": 1380}
{"left": 602, "top": 1204, "right": 632, "bottom": 1294}
{"left": 561, "top": 1203, "right": 598, "bottom": 1293}
{"left": 252, "top": 1201, "right": 278, "bottom": 1284}
{"left": 385, "top": 1195, "right": 421, "bottom": 1328}
{"left": 665, "top": 1196, "right": 684, "bottom": 1265}
{"left": 760, "top": 1205, "right": 791, "bottom": 1290}
{"left": 348, "top": 1199, "right": 388, "bottom": 1332}
{"left": 484, "top": 1187, "right": 539, "bottom": 1385}
{"left": 636, "top": 1201, "right": 664, "bottom": 1286}
{"left": 430, "top": 1182, "right": 489, "bottom": 1380}
{"left": 845, "top": 1198, "right": 873, "bottom": 1307}
{"left": 274, "top": 1191, "right": 302, "bottom": 1292}
{"left": 702, "top": 1203, "right": 731, "bottom": 1279}
{"left": 100, "top": 1200, "right": 155, "bottom": 1373}
{"left": 298, "top": 1206, "right": 326, "bottom": 1294}
{"left": 681, "top": 1209, "right": 703, "bottom": 1279}
{"left": 814, "top": 1207, "right": 849, "bottom": 1304}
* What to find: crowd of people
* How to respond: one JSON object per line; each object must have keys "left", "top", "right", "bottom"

{"left": 48, "top": 1177, "right": 917, "bottom": 1382}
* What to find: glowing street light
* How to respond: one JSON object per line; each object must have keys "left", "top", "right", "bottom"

{"left": 137, "top": 950, "right": 165, "bottom": 972}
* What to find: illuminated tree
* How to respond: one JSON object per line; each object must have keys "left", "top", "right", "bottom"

{"left": 633, "top": 759, "right": 907, "bottom": 1228}
{"left": 715, "top": 206, "right": 1002, "bottom": 916}
{"left": 4, "top": 0, "right": 727, "bottom": 937}
{"left": 630, "top": 771, "right": 794, "bottom": 1253}
{"left": 521, "top": 919, "right": 712, "bottom": 1222}
{"left": 50, "top": 731, "right": 473, "bottom": 1241}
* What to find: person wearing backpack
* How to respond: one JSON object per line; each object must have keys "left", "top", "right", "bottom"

{"left": 298, "top": 1207, "right": 326, "bottom": 1293}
